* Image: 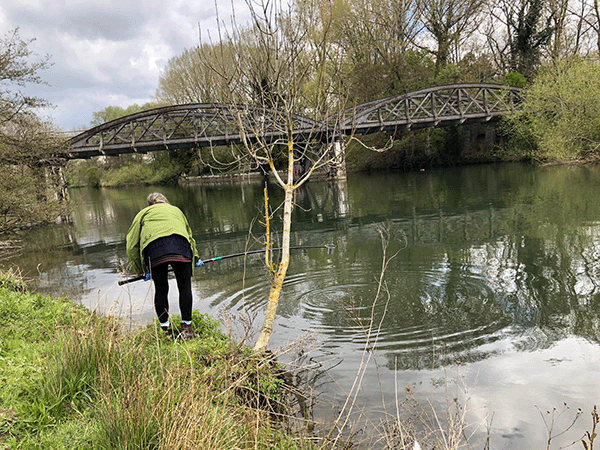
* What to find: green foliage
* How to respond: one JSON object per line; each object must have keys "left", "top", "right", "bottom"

{"left": 345, "top": 132, "right": 429, "bottom": 171}
{"left": 170, "top": 148, "right": 198, "bottom": 174}
{"left": 85, "top": 166, "right": 102, "bottom": 188}
{"left": 103, "top": 157, "right": 183, "bottom": 187}
{"left": 90, "top": 102, "right": 161, "bottom": 127}
{"left": 0, "top": 270, "right": 26, "bottom": 292}
{"left": 197, "top": 145, "right": 250, "bottom": 174}
{"left": 0, "top": 29, "right": 51, "bottom": 125}
{"left": 504, "top": 57, "right": 600, "bottom": 162}
{"left": 0, "top": 29, "right": 68, "bottom": 231}
{"left": 156, "top": 45, "right": 234, "bottom": 104}
{"left": 68, "top": 146, "right": 245, "bottom": 188}
{"left": 504, "top": 70, "right": 528, "bottom": 88}
{"left": 346, "top": 127, "right": 480, "bottom": 172}
{"left": 433, "top": 64, "right": 469, "bottom": 86}
{"left": 508, "top": 0, "right": 554, "bottom": 79}
{"left": 43, "top": 321, "right": 120, "bottom": 419}
{"left": 191, "top": 310, "right": 228, "bottom": 339}
{"left": 0, "top": 270, "right": 307, "bottom": 450}
{"left": 0, "top": 283, "right": 97, "bottom": 444}
{"left": 0, "top": 165, "right": 68, "bottom": 231}
{"left": 452, "top": 53, "right": 500, "bottom": 84}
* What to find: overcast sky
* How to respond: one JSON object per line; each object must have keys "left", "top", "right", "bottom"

{"left": 1, "top": 1, "right": 253, "bottom": 131}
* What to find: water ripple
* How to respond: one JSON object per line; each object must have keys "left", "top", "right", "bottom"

{"left": 210, "top": 260, "right": 518, "bottom": 366}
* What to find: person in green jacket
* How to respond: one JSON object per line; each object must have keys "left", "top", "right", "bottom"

{"left": 126, "top": 192, "right": 201, "bottom": 340}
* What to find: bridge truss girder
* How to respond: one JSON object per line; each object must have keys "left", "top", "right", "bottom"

{"left": 67, "top": 103, "right": 324, "bottom": 159}
{"left": 66, "top": 84, "right": 522, "bottom": 160}
{"left": 337, "top": 83, "right": 523, "bottom": 135}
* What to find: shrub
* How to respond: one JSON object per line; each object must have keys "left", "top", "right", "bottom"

{"left": 504, "top": 57, "right": 600, "bottom": 162}
{"left": 85, "top": 166, "right": 102, "bottom": 187}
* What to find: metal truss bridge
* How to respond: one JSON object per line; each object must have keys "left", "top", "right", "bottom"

{"left": 66, "top": 83, "right": 522, "bottom": 159}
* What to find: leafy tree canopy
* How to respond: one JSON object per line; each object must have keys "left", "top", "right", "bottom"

{"left": 504, "top": 57, "right": 600, "bottom": 162}
{"left": 0, "top": 28, "right": 67, "bottom": 230}
{"left": 90, "top": 102, "right": 161, "bottom": 127}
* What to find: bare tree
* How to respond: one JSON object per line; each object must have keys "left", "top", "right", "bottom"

{"left": 195, "top": 0, "right": 351, "bottom": 354}
{"left": 326, "top": 0, "right": 429, "bottom": 99}
{"left": 570, "top": 0, "right": 600, "bottom": 55}
{"left": 419, "top": 0, "right": 486, "bottom": 73}
{"left": 547, "top": 0, "right": 572, "bottom": 59}
{"left": 592, "top": 0, "right": 600, "bottom": 52}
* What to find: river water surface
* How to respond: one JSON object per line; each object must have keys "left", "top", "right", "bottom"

{"left": 3, "top": 162, "right": 600, "bottom": 448}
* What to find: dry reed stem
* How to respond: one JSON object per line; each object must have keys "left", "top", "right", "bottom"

{"left": 324, "top": 224, "right": 405, "bottom": 448}
{"left": 0, "top": 239, "right": 22, "bottom": 261}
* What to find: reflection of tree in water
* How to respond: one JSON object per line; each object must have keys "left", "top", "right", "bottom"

{"left": 294, "top": 180, "right": 350, "bottom": 222}
{"left": 290, "top": 165, "right": 600, "bottom": 371}
{"left": 376, "top": 216, "right": 600, "bottom": 370}
{"left": 5, "top": 165, "right": 600, "bottom": 372}
{"left": 0, "top": 224, "right": 95, "bottom": 301}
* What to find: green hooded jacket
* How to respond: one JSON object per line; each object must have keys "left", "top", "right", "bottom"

{"left": 126, "top": 203, "right": 200, "bottom": 275}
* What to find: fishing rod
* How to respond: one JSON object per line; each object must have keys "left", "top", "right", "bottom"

{"left": 118, "top": 244, "right": 335, "bottom": 286}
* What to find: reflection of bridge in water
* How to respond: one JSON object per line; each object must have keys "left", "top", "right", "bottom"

{"left": 300, "top": 180, "right": 508, "bottom": 245}
{"left": 66, "top": 83, "right": 522, "bottom": 166}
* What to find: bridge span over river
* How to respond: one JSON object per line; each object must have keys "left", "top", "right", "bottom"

{"left": 66, "top": 83, "right": 522, "bottom": 161}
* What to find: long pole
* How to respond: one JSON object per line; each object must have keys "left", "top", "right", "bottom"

{"left": 118, "top": 244, "right": 335, "bottom": 286}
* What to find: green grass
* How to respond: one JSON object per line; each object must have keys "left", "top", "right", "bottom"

{"left": 0, "top": 272, "right": 315, "bottom": 450}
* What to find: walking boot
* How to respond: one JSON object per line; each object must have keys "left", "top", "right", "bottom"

{"left": 179, "top": 323, "right": 197, "bottom": 341}
{"left": 159, "top": 321, "right": 172, "bottom": 337}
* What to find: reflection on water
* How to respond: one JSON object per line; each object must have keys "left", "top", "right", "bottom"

{"left": 3, "top": 163, "right": 600, "bottom": 448}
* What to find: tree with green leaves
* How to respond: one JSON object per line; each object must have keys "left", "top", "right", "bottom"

{"left": 504, "top": 56, "right": 600, "bottom": 162}
{"left": 0, "top": 29, "right": 67, "bottom": 230}
{"left": 90, "top": 102, "right": 160, "bottom": 127}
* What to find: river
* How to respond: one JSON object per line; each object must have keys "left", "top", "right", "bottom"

{"left": 2, "top": 162, "right": 600, "bottom": 448}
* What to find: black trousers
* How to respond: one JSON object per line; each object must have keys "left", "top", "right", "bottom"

{"left": 151, "top": 261, "right": 193, "bottom": 323}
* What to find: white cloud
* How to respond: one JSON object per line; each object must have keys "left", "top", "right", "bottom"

{"left": 1, "top": 0, "right": 256, "bottom": 130}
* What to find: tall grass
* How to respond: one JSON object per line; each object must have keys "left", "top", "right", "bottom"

{"left": 0, "top": 275, "right": 314, "bottom": 449}
{"left": 44, "top": 320, "right": 119, "bottom": 417}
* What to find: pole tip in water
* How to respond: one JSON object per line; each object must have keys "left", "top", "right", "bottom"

{"left": 326, "top": 244, "right": 335, "bottom": 255}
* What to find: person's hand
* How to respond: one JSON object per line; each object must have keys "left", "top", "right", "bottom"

{"left": 195, "top": 259, "right": 204, "bottom": 267}
{"left": 144, "top": 271, "right": 151, "bottom": 281}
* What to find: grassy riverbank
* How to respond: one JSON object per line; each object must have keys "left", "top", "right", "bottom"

{"left": 0, "top": 271, "right": 314, "bottom": 450}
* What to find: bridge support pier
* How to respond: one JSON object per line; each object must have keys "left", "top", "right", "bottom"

{"left": 462, "top": 123, "right": 499, "bottom": 154}
{"left": 47, "top": 166, "right": 70, "bottom": 203}
{"left": 327, "top": 140, "right": 347, "bottom": 180}
{"left": 43, "top": 165, "right": 71, "bottom": 223}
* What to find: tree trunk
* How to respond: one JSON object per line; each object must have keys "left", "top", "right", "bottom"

{"left": 595, "top": 0, "right": 600, "bottom": 54}
{"left": 253, "top": 140, "right": 295, "bottom": 354}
